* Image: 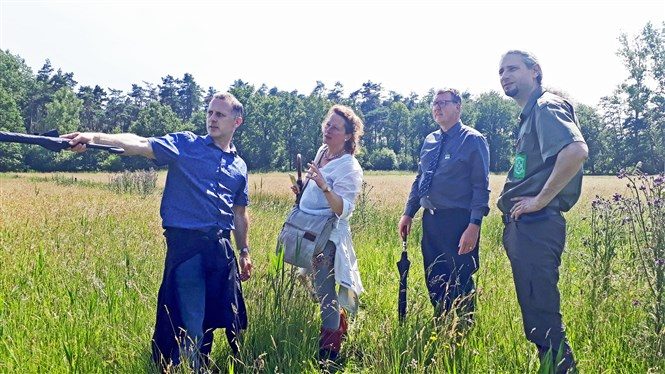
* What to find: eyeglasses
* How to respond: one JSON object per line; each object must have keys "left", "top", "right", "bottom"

{"left": 431, "top": 100, "right": 457, "bottom": 109}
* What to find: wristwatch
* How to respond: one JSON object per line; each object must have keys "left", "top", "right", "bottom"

{"left": 322, "top": 184, "right": 332, "bottom": 193}
{"left": 239, "top": 247, "right": 250, "bottom": 256}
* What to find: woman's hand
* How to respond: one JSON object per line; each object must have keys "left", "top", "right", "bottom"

{"left": 306, "top": 162, "right": 327, "bottom": 190}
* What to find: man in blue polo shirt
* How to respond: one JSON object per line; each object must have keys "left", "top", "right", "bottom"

{"left": 398, "top": 88, "right": 490, "bottom": 319}
{"left": 65, "top": 92, "right": 253, "bottom": 370}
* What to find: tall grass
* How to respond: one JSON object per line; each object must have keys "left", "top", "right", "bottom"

{"left": 0, "top": 173, "right": 662, "bottom": 373}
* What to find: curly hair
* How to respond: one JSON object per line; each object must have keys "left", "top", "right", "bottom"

{"left": 321, "top": 104, "right": 365, "bottom": 154}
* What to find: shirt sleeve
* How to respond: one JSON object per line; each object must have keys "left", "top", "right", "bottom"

{"left": 535, "top": 102, "right": 586, "bottom": 161}
{"left": 331, "top": 162, "right": 363, "bottom": 220}
{"left": 469, "top": 135, "right": 491, "bottom": 222}
{"left": 402, "top": 139, "right": 427, "bottom": 218}
{"left": 148, "top": 132, "right": 195, "bottom": 166}
{"left": 233, "top": 172, "right": 249, "bottom": 207}
{"left": 403, "top": 161, "right": 422, "bottom": 217}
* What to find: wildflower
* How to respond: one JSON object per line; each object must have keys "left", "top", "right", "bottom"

{"left": 617, "top": 169, "right": 626, "bottom": 179}
{"left": 621, "top": 216, "right": 633, "bottom": 225}
{"left": 639, "top": 185, "right": 647, "bottom": 191}
{"left": 633, "top": 299, "right": 640, "bottom": 307}
{"left": 656, "top": 258, "right": 665, "bottom": 267}
{"left": 612, "top": 193, "right": 622, "bottom": 202}
{"left": 654, "top": 175, "right": 664, "bottom": 187}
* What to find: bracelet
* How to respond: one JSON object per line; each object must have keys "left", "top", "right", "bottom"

{"left": 239, "top": 247, "right": 250, "bottom": 256}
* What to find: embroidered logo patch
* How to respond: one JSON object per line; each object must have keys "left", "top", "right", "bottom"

{"left": 513, "top": 153, "right": 526, "bottom": 180}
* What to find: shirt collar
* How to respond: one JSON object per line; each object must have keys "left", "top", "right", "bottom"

{"left": 203, "top": 135, "right": 238, "bottom": 155}
{"left": 520, "top": 86, "right": 545, "bottom": 121}
{"left": 438, "top": 121, "right": 462, "bottom": 138}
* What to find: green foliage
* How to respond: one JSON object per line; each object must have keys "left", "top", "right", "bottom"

{"left": 1, "top": 22, "right": 663, "bottom": 173}
{"left": 0, "top": 49, "right": 35, "bottom": 109}
{"left": 367, "top": 147, "right": 398, "bottom": 170}
{"left": 600, "top": 22, "right": 665, "bottom": 174}
{"left": 0, "top": 86, "right": 25, "bottom": 171}
{"left": 43, "top": 87, "right": 82, "bottom": 134}
{"left": 129, "top": 101, "right": 183, "bottom": 137}
{"left": 465, "top": 91, "right": 520, "bottom": 172}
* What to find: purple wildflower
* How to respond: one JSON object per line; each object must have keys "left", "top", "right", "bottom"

{"left": 613, "top": 193, "right": 622, "bottom": 202}
{"left": 655, "top": 176, "right": 663, "bottom": 187}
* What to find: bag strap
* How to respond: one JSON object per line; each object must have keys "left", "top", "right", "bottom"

{"left": 297, "top": 145, "right": 327, "bottom": 208}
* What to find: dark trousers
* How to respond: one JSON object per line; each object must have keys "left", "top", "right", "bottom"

{"left": 422, "top": 208, "right": 479, "bottom": 314}
{"left": 503, "top": 213, "right": 576, "bottom": 373}
{"left": 153, "top": 228, "right": 245, "bottom": 369}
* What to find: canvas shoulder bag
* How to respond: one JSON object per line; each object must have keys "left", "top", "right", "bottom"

{"left": 277, "top": 146, "right": 338, "bottom": 269}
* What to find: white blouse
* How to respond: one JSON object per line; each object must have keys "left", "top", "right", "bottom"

{"left": 299, "top": 149, "right": 364, "bottom": 311}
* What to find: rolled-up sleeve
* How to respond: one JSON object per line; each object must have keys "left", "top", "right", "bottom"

{"left": 469, "top": 135, "right": 490, "bottom": 222}
{"left": 332, "top": 168, "right": 363, "bottom": 220}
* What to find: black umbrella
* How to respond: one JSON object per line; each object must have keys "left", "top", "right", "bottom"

{"left": 397, "top": 235, "right": 410, "bottom": 322}
{"left": 0, "top": 130, "right": 124, "bottom": 154}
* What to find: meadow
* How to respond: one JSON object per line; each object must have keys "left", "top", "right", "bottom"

{"left": 0, "top": 171, "right": 662, "bottom": 373}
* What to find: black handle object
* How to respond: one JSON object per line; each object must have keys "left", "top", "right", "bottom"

{"left": 397, "top": 235, "right": 410, "bottom": 322}
{"left": 0, "top": 131, "right": 124, "bottom": 154}
{"left": 295, "top": 153, "right": 304, "bottom": 205}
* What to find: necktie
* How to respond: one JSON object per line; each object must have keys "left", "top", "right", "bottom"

{"left": 418, "top": 132, "right": 448, "bottom": 198}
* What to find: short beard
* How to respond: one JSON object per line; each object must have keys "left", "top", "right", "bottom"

{"left": 504, "top": 87, "right": 518, "bottom": 97}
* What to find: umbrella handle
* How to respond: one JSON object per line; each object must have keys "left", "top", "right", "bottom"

{"left": 402, "top": 234, "right": 407, "bottom": 252}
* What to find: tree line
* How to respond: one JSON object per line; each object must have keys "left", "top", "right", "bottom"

{"left": 0, "top": 23, "right": 663, "bottom": 174}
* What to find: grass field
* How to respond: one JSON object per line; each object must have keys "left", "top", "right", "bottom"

{"left": 0, "top": 172, "right": 661, "bottom": 373}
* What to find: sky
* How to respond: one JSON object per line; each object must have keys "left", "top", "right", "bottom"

{"left": 1, "top": 0, "right": 663, "bottom": 107}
